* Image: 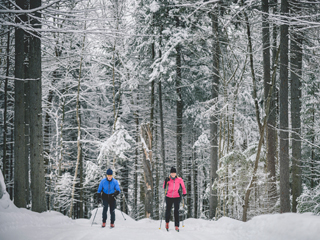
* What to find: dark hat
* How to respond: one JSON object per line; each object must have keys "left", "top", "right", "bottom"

{"left": 170, "top": 167, "right": 176, "bottom": 173}
{"left": 106, "top": 168, "right": 113, "bottom": 175}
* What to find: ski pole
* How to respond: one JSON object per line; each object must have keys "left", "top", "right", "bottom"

{"left": 91, "top": 205, "right": 99, "bottom": 227}
{"left": 114, "top": 193, "right": 126, "bottom": 220}
{"left": 159, "top": 180, "right": 169, "bottom": 229}
{"left": 120, "top": 186, "right": 130, "bottom": 215}
{"left": 159, "top": 195, "right": 166, "bottom": 229}
{"left": 120, "top": 207, "right": 126, "bottom": 220}
{"left": 182, "top": 196, "right": 185, "bottom": 227}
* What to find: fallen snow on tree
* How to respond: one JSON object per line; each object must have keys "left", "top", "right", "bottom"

{"left": 97, "top": 120, "right": 134, "bottom": 163}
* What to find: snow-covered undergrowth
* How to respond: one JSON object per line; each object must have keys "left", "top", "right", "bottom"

{"left": 0, "top": 192, "right": 319, "bottom": 240}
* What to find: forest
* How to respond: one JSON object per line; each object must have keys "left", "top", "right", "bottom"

{"left": 0, "top": 0, "right": 320, "bottom": 223}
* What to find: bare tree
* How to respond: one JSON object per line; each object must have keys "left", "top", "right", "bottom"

{"left": 209, "top": 9, "right": 219, "bottom": 220}
{"left": 263, "top": 0, "right": 277, "bottom": 208}
{"left": 28, "top": 0, "right": 46, "bottom": 213}
{"left": 141, "top": 123, "right": 153, "bottom": 218}
{"left": 290, "top": 0, "right": 303, "bottom": 213}
{"left": 279, "top": 0, "right": 290, "bottom": 213}
{"left": 14, "top": 0, "right": 27, "bottom": 208}
{"left": 175, "top": 15, "right": 183, "bottom": 177}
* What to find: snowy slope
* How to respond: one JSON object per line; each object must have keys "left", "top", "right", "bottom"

{"left": 0, "top": 191, "right": 319, "bottom": 240}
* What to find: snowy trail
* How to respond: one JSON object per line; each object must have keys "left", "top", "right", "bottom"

{"left": 1, "top": 192, "right": 320, "bottom": 240}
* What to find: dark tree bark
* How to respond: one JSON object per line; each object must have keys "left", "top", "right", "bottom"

{"left": 290, "top": 0, "right": 302, "bottom": 213}
{"left": 79, "top": 147, "right": 83, "bottom": 218}
{"left": 24, "top": 25, "right": 31, "bottom": 207}
{"left": 3, "top": 28, "right": 10, "bottom": 181}
{"left": 187, "top": 156, "right": 192, "bottom": 218}
{"left": 121, "top": 158, "right": 129, "bottom": 214}
{"left": 28, "top": 0, "right": 46, "bottom": 212}
{"left": 268, "top": 0, "right": 279, "bottom": 207}
{"left": 263, "top": 0, "right": 277, "bottom": 207}
{"left": 24, "top": 76, "right": 30, "bottom": 207}
{"left": 134, "top": 110, "right": 139, "bottom": 219}
{"left": 193, "top": 130, "right": 198, "bottom": 218}
{"left": 14, "top": 0, "right": 27, "bottom": 208}
{"left": 9, "top": 114, "right": 14, "bottom": 199}
{"left": 310, "top": 110, "right": 315, "bottom": 189}
{"left": 155, "top": 115, "right": 159, "bottom": 219}
{"left": 151, "top": 37, "right": 155, "bottom": 133}
{"left": 209, "top": 11, "right": 219, "bottom": 219}
{"left": 158, "top": 25, "right": 166, "bottom": 179}
{"left": 175, "top": 16, "right": 183, "bottom": 177}
{"left": 279, "top": 0, "right": 290, "bottom": 213}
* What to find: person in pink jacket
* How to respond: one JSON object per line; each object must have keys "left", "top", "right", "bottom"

{"left": 163, "top": 167, "right": 187, "bottom": 232}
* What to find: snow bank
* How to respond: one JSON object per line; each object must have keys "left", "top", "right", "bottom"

{"left": 243, "top": 213, "right": 319, "bottom": 240}
{"left": 0, "top": 195, "right": 320, "bottom": 240}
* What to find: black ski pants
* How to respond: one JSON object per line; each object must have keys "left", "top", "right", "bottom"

{"left": 102, "top": 198, "right": 116, "bottom": 224}
{"left": 165, "top": 196, "right": 181, "bottom": 227}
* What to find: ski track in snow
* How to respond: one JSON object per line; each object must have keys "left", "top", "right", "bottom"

{"left": 1, "top": 193, "right": 320, "bottom": 240}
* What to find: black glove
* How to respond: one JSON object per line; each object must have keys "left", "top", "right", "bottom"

{"left": 165, "top": 177, "right": 170, "bottom": 185}
{"left": 183, "top": 194, "right": 187, "bottom": 197}
{"left": 111, "top": 190, "right": 120, "bottom": 200}
{"left": 95, "top": 192, "right": 101, "bottom": 204}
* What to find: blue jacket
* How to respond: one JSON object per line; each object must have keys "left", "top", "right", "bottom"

{"left": 97, "top": 178, "right": 121, "bottom": 195}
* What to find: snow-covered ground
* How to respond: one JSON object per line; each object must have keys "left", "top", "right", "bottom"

{"left": 0, "top": 191, "right": 319, "bottom": 240}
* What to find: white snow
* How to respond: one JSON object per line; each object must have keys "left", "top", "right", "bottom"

{"left": 149, "top": 1, "right": 160, "bottom": 13}
{"left": 0, "top": 193, "right": 319, "bottom": 240}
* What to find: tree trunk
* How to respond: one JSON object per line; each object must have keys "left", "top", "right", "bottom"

{"left": 9, "top": 115, "right": 14, "bottom": 199}
{"left": 158, "top": 25, "right": 166, "bottom": 179}
{"left": 140, "top": 171, "right": 145, "bottom": 219}
{"left": 310, "top": 109, "right": 315, "bottom": 189}
{"left": 58, "top": 97, "right": 66, "bottom": 177}
{"left": 263, "top": 0, "right": 277, "bottom": 208}
{"left": 79, "top": 147, "right": 83, "bottom": 218}
{"left": 3, "top": 29, "right": 10, "bottom": 181}
{"left": 242, "top": 45, "right": 280, "bottom": 222}
{"left": 193, "top": 130, "right": 198, "bottom": 218}
{"left": 241, "top": 0, "right": 262, "bottom": 133}
{"left": 24, "top": 76, "right": 30, "bottom": 207}
{"left": 209, "top": 10, "right": 219, "bottom": 220}
{"left": 69, "top": 35, "right": 85, "bottom": 218}
{"left": 28, "top": 0, "right": 46, "bottom": 213}
{"left": 151, "top": 39, "right": 155, "bottom": 133}
{"left": 141, "top": 123, "right": 154, "bottom": 218}
{"left": 175, "top": 17, "right": 183, "bottom": 177}
{"left": 122, "top": 158, "right": 129, "bottom": 214}
{"left": 267, "top": 0, "right": 279, "bottom": 207}
{"left": 69, "top": 79, "right": 82, "bottom": 218}
{"left": 290, "top": 0, "right": 302, "bottom": 213}
{"left": 14, "top": 0, "right": 27, "bottom": 208}
{"left": 134, "top": 109, "right": 139, "bottom": 219}
{"left": 279, "top": 0, "right": 290, "bottom": 213}
{"left": 187, "top": 156, "right": 192, "bottom": 218}
{"left": 155, "top": 116, "right": 159, "bottom": 219}
{"left": 44, "top": 77, "right": 56, "bottom": 209}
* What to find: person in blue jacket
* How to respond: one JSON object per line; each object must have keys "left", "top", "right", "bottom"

{"left": 96, "top": 168, "right": 120, "bottom": 228}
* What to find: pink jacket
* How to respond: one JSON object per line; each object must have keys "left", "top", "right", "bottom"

{"left": 163, "top": 177, "right": 187, "bottom": 198}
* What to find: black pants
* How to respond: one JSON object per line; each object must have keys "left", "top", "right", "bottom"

{"left": 165, "top": 196, "right": 181, "bottom": 227}
{"left": 102, "top": 199, "right": 116, "bottom": 224}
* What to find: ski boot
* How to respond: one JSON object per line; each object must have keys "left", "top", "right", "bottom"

{"left": 165, "top": 222, "right": 169, "bottom": 231}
